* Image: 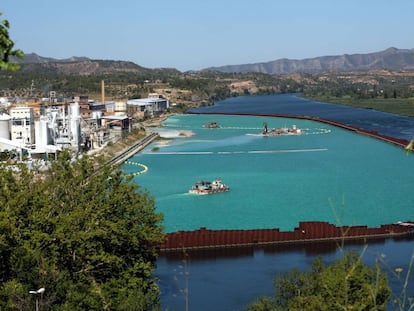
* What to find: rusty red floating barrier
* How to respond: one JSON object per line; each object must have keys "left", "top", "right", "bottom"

{"left": 159, "top": 221, "right": 414, "bottom": 252}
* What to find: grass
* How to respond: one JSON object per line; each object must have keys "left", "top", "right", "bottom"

{"left": 307, "top": 96, "right": 414, "bottom": 117}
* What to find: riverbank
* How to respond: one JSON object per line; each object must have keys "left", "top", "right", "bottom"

{"left": 90, "top": 113, "right": 172, "bottom": 161}
{"left": 303, "top": 95, "right": 414, "bottom": 118}
{"left": 141, "top": 113, "right": 173, "bottom": 127}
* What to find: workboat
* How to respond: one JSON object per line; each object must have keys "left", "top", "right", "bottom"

{"left": 189, "top": 179, "right": 230, "bottom": 195}
{"left": 203, "top": 121, "right": 220, "bottom": 128}
{"left": 262, "top": 122, "right": 302, "bottom": 136}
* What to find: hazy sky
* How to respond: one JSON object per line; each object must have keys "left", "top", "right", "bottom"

{"left": 2, "top": 0, "right": 413, "bottom": 71}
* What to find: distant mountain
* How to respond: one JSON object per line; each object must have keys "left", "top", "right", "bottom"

{"left": 13, "top": 53, "right": 90, "bottom": 64}
{"left": 207, "top": 47, "right": 414, "bottom": 74}
{"left": 11, "top": 48, "right": 414, "bottom": 76}
{"left": 10, "top": 53, "right": 181, "bottom": 76}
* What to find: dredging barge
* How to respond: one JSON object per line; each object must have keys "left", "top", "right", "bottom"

{"left": 189, "top": 179, "right": 230, "bottom": 195}
{"left": 262, "top": 122, "right": 303, "bottom": 136}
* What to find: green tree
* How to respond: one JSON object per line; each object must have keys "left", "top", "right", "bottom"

{"left": 0, "top": 151, "right": 165, "bottom": 310}
{"left": 246, "top": 251, "right": 390, "bottom": 311}
{"left": 0, "top": 12, "right": 23, "bottom": 70}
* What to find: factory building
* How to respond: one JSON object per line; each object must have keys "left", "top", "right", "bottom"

{"left": 127, "top": 94, "right": 169, "bottom": 119}
{"left": 1, "top": 80, "right": 167, "bottom": 162}
{"left": 9, "top": 105, "right": 35, "bottom": 148}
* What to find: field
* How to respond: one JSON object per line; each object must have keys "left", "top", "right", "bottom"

{"left": 308, "top": 96, "right": 414, "bottom": 117}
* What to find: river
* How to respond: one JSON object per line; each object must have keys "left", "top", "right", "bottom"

{"left": 143, "top": 94, "right": 414, "bottom": 311}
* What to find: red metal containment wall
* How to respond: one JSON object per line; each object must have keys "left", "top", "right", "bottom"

{"left": 159, "top": 221, "right": 414, "bottom": 251}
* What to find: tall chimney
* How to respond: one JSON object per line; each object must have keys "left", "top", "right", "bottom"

{"left": 101, "top": 80, "right": 105, "bottom": 104}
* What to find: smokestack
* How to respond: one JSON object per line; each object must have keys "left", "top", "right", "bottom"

{"left": 101, "top": 80, "right": 105, "bottom": 104}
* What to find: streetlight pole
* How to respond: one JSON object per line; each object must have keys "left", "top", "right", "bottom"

{"left": 29, "top": 288, "right": 45, "bottom": 311}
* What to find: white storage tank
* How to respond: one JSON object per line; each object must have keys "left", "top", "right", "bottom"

{"left": 70, "top": 102, "right": 81, "bottom": 151}
{"left": 35, "top": 116, "right": 49, "bottom": 149}
{"left": 0, "top": 113, "right": 11, "bottom": 140}
{"left": 70, "top": 101, "right": 80, "bottom": 119}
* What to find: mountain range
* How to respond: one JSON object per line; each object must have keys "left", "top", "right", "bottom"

{"left": 12, "top": 47, "right": 414, "bottom": 75}
{"left": 12, "top": 54, "right": 180, "bottom": 76}
{"left": 207, "top": 47, "right": 414, "bottom": 74}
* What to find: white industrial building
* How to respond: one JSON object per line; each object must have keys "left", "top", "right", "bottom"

{"left": 114, "top": 101, "right": 127, "bottom": 116}
{"left": 0, "top": 93, "right": 138, "bottom": 161}
{"left": 0, "top": 102, "right": 82, "bottom": 158}
{"left": 35, "top": 102, "right": 82, "bottom": 152}
{"left": 9, "top": 106, "right": 35, "bottom": 147}
{"left": 0, "top": 110, "right": 61, "bottom": 160}
{"left": 127, "top": 96, "right": 169, "bottom": 118}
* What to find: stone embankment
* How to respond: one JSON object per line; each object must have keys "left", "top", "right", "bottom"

{"left": 98, "top": 114, "right": 169, "bottom": 169}
{"left": 105, "top": 132, "right": 159, "bottom": 167}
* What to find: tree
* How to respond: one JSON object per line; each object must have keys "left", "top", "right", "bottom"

{"left": 0, "top": 12, "right": 23, "bottom": 70}
{"left": 0, "top": 151, "right": 165, "bottom": 310}
{"left": 246, "top": 251, "right": 391, "bottom": 311}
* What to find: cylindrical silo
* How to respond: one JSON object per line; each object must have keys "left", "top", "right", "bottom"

{"left": 35, "top": 115, "right": 49, "bottom": 149}
{"left": 70, "top": 102, "right": 81, "bottom": 151}
{"left": 0, "top": 113, "right": 11, "bottom": 140}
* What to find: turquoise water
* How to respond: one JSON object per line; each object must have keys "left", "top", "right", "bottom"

{"left": 123, "top": 114, "right": 414, "bottom": 233}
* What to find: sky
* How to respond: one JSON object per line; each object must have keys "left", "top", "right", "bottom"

{"left": 2, "top": 0, "right": 414, "bottom": 72}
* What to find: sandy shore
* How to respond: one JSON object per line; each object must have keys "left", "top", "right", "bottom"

{"left": 141, "top": 113, "right": 174, "bottom": 127}
{"left": 142, "top": 113, "right": 194, "bottom": 138}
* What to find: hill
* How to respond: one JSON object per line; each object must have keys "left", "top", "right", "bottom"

{"left": 11, "top": 53, "right": 181, "bottom": 76}
{"left": 207, "top": 47, "right": 414, "bottom": 74}
{"left": 13, "top": 53, "right": 90, "bottom": 64}
{"left": 3, "top": 51, "right": 414, "bottom": 118}
{"left": 14, "top": 48, "right": 414, "bottom": 76}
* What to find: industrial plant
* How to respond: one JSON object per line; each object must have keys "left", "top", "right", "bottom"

{"left": 0, "top": 80, "right": 169, "bottom": 162}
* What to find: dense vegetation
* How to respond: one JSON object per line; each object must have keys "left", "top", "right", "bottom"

{"left": 0, "top": 151, "right": 165, "bottom": 310}
{"left": 302, "top": 71, "right": 414, "bottom": 117}
{"left": 246, "top": 251, "right": 391, "bottom": 311}
{"left": 0, "top": 12, "right": 23, "bottom": 71}
{"left": 0, "top": 67, "right": 301, "bottom": 102}
{"left": 303, "top": 96, "right": 414, "bottom": 117}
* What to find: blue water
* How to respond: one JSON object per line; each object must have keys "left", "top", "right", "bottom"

{"left": 157, "top": 238, "right": 414, "bottom": 311}
{"left": 122, "top": 94, "right": 414, "bottom": 310}
{"left": 189, "top": 94, "right": 414, "bottom": 141}
{"left": 125, "top": 113, "right": 414, "bottom": 233}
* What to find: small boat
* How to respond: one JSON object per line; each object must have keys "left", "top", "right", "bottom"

{"left": 262, "top": 122, "right": 302, "bottom": 136}
{"left": 204, "top": 122, "right": 220, "bottom": 128}
{"left": 189, "top": 179, "right": 230, "bottom": 195}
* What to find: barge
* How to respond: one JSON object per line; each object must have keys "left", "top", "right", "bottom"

{"left": 262, "top": 122, "right": 302, "bottom": 136}
{"left": 204, "top": 121, "right": 221, "bottom": 128}
{"left": 189, "top": 179, "right": 230, "bottom": 195}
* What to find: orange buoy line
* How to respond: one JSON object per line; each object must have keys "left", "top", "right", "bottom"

{"left": 125, "top": 161, "right": 148, "bottom": 176}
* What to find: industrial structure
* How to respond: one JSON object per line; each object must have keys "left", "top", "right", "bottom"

{"left": 127, "top": 93, "right": 169, "bottom": 118}
{"left": 0, "top": 81, "right": 169, "bottom": 161}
